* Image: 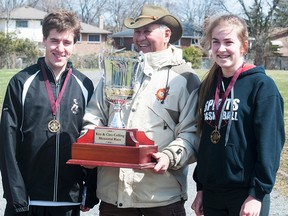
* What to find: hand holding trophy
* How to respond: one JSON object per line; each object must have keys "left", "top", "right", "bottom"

{"left": 102, "top": 51, "right": 144, "bottom": 128}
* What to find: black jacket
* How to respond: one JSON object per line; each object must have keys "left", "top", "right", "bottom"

{"left": 0, "top": 57, "right": 95, "bottom": 213}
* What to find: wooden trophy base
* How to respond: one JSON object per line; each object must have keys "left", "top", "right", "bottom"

{"left": 67, "top": 128, "right": 158, "bottom": 169}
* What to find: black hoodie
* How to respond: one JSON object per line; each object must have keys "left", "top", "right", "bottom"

{"left": 195, "top": 65, "right": 285, "bottom": 201}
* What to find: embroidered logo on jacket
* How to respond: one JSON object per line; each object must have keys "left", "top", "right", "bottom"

{"left": 71, "top": 99, "right": 79, "bottom": 114}
{"left": 155, "top": 88, "right": 169, "bottom": 102}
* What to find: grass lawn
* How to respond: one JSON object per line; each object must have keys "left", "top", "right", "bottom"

{"left": 0, "top": 68, "right": 287, "bottom": 195}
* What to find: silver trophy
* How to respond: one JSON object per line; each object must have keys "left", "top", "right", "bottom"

{"left": 101, "top": 51, "right": 144, "bottom": 128}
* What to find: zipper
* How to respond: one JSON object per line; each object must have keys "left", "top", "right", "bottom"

{"left": 53, "top": 81, "right": 61, "bottom": 201}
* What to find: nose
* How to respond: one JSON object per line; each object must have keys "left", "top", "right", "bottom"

{"left": 217, "top": 43, "right": 226, "bottom": 52}
{"left": 56, "top": 42, "right": 65, "bottom": 52}
{"left": 135, "top": 32, "right": 146, "bottom": 41}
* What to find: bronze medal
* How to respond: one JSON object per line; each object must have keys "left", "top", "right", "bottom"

{"left": 40, "top": 60, "right": 72, "bottom": 134}
{"left": 210, "top": 128, "right": 221, "bottom": 144}
{"left": 48, "top": 119, "right": 61, "bottom": 133}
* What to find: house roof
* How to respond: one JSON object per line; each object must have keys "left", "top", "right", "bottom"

{"left": 0, "top": 6, "right": 46, "bottom": 20}
{"left": 182, "top": 22, "right": 203, "bottom": 38}
{"left": 0, "top": 6, "right": 111, "bottom": 35}
{"left": 270, "top": 27, "right": 288, "bottom": 40}
{"left": 111, "top": 29, "right": 134, "bottom": 38}
{"left": 80, "top": 22, "right": 111, "bottom": 34}
{"left": 269, "top": 28, "right": 288, "bottom": 56}
{"left": 111, "top": 22, "right": 203, "bottom": 39}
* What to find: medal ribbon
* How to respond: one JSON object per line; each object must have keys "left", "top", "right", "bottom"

{"left": 214, "top": 63, "right": 245, "bottom": 129}
{"left": 40, "top": 60, "right": 72, "bottom": 117}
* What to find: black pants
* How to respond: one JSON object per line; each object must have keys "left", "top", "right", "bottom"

{"left": 202, "top": 188, "right": 270, "bottom": 216}
{"left": 99, "top": 200, "right": 186, "bottom": 216}
{"left": 4, "top": 205, "right": 80, "bottom": 216}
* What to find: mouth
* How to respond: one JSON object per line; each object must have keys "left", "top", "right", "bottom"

{"left": 138, "top": 44, "right": 149, "bottom": 48}
{"left": 218, "top": 54, "right": 230, "bottom": 59}
{"left": 53, "top": 53, "right": 65, "bottom": 60}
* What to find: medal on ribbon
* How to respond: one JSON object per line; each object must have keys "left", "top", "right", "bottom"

{"left": 41, "top": 60, "right": 72, "bottom": 133}
{"left": 48, "top": 118, "right": 61, "bottom": 133}
{"left": 210, "top": 126, "right": 221, "bottom": 144}
{"left": 211, "top": 63, "right": 245, "bottom": 144}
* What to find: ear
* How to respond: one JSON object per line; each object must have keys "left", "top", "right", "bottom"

{"left": 164, "top": 28, "right": 171, "bottom": 43}
{"left": 241, "top": 40, "right": 249, "bottom": 55}
{"left": 42, "top": 36, "right": 47, "bottom": 44}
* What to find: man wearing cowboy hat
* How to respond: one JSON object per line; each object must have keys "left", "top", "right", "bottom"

{"left": 82, "top": 4, "right": 200, "bottom": 216}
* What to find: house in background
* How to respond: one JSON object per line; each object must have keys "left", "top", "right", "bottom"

{"left": 111, "top": 22, "right": 203, "bottom": 51}
{"left": 0, "top": 6, "right": 46, "bottom": 43}
{"left": 0, "top": 6, "right": 111, "bottom": 56}
{"left": 269, "top": 28, "right": 288, "bottom": 57}
{"left": 265, "top": 27, "right": 288, "bottom": 70}
{"left": 77, "top": 21, "right": 111, "bottom": 55}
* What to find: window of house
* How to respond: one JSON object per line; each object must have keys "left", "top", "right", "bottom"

{"left": 172, "top": 40, "right": 181, "bottom": 47}
{"left": 120, "top": 38, "right": 124, "bottom": 46}
{"left": 77, "top": 34, "right": 82, "bottom": 43}
{"left": 191, "top": 38, "right": 199, "bottom": 45}
{"left": 16, "top": 20, "right": 28, "bottom": 28}
{"left": 88, "top": 34, "right": 100, "bottom": 43}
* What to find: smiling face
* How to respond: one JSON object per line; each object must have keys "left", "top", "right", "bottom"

{"left": 133, "top": 24, "right": 171, "bottom": 53}
{"left": 43, "top": 29, "right": 75, "bottom": 76}
{"left": 211, "top": 24, "right": 248, "bottom": 77}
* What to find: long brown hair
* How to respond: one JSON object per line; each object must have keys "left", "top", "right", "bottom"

{"left": 197, "top": 14, "right": 249, "bottom": 134}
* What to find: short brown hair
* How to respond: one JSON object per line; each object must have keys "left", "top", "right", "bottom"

{"left": 42, "top": 10, "right": 81, "bottom": 44}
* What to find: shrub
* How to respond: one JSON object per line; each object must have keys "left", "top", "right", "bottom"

{"left": 183, "top": 46, "right": 203, "bottom": 69}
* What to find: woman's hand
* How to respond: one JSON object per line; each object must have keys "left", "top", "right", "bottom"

{"left": 240, "top": 195, "right": 262, "bottom": 216}
{"left": 80, "top": 205, "right": 91, "bottom": 212}
{"left": 192, "top": 190, "right": 204, "bottom": 216}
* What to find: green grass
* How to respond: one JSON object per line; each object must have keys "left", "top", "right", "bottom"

{"left": 0, "top": 68, "right": 287, "bottom": 195}
{"left": 0, "top": 69, "right": 18, "bottom": 111}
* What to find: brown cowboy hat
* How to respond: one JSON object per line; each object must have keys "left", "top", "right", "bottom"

{"left": 124, "top": 5, "right": 182, "bottom": 43}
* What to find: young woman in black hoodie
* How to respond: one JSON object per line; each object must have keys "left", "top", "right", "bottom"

{"left": 191, "top": 14, "right": 285, "bottom": 216}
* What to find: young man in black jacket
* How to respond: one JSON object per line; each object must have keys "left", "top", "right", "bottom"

{"left": 0, "top": 10, "right": 97, "bottom": 216}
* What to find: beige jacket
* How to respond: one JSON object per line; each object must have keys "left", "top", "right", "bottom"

{"left": 82, "top": 45, "right": 200, "bottom": 208}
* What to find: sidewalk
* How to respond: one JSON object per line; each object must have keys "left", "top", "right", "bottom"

{"left": 1, "top": 164, "right": 288, "bottom": 215}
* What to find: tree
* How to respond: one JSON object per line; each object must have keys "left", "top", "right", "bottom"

{"left": 104, "top": 0, "right": 147, "bottom": 32}
{"left": 77, "top": 0, "right": 106, "bottom": 24}
{"left": 13, "top": 38, "right": 41, "bottom": 66}
{"left": 0, "top": 32, "right": 40, "bottom": 68}
{"left": 177, "top": 0, "right": 225, "bottom": 26}
{"left": 237, "top": 0, "right": 281, "bottom": 66}
{"left": 273, "top": 0, "right": 288, "bottom": 27}
{"left": 0, "top": 32, "right": 15, "bottom": 68}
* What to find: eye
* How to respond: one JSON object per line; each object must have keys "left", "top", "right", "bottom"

{"left": 50, "top": 39, "right": 58, "bottom": 43}
{"left": 143, "top": 29, "right": 152, "bottom": 35}
{"left": 64, "top": 40, "right": 72, "bottom": 46}
{"left": 225, "top": 40, "right": 234, "bottom": 45}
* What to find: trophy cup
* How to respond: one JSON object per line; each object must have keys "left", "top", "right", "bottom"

{"left": 102, "top": 51, "right": 144, "bottom": 128}
{"left": 67, "top": 51, "right": 158, "bottom": 169}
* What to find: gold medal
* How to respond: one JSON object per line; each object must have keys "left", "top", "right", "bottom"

{"left": 48, "top": 119, "right": 61, "bottom": 133}
{"left": 210, "top": 128, "right": 221, "bottom": 144}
